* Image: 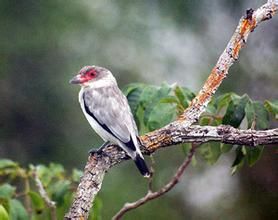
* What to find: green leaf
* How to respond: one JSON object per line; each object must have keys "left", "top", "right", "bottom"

{"left": 0, "top": 159, "right": 18, "bottom": 170}
{"left": 199, "top": 142, "right": 221, "bottom": 165}
{"left": 231, "top": 147, "right": 245, "bottom": 175}
{"left": 50, "top": 180, "right": 70, "bottom": 205}
{"left": 137, "top": 85, "right": 159, "bottom": 129}
{"left": 0, "top": 159, "right": 19, "bottom": 176}
{"left": 215, "top": 93, "right": 233, "bottom": 116}
{"left": 0, "top": 184, "right": 16, "bottom": 199}
{"left": 199, "top": 116, "right": 211, "bottom": 125}
{"left": 246, "top": 146, "right": 264, "bottom": 167}
{"left": 0, "top": 205, "right": 9, "bottom": 220}
{"left": 9, "top": 199, "right": 29, "bottom": 220}
{"left": 205, "top": 101, "right": 217, "bottom": 114}
{"left": 220, "top": 143, "right": 233, "bottom": 153}
{"left": 191, "top": 155, "right": 197, "bottom": 167}
{"left": 35, "top": 165, "right": 52, "bottom": 186}
{"left": 174, "top": 86, "right": 195, "bottom": 108}
{"left": 28, "top": 191, "right": 45, "bottom": 214}
{"left": 48, "top": 163, "right": 65, "bottom": 178}
{"left": 125, "top": 84, "right": 145, "bottom": 115}
{"left": 160, "top": 96, "right": 180, "bottom": 104}
{"left": 139, "top": 85, "right": 158, "bottom": 109}
{"left": 143, "top": 84, "right": 172, "bottom": 125}
{"left": 245, "top": 100, "right": 255, "bottom": 128}
{"left": 35, "top": 163, "right": 65, "bottom": 186}
{"left": 223, "top": 94, "right": 250, "bottom": 128}
{"left": 181, "top": 143, "right": 192, "bottom": 155}
{"left": 123, "top": 83, "right": 145, "bottom": 96}
{"left": 253, "top": 102, "right": 269, "bottom": 129}
{"left": 147, "top": 102, "right": 177, "bottom": 131}
{"left": 180, "top": 87, "right": 195, "bottom": 101}
{"left": 264, "top": 100, "right": 278, "bottom": 119}
{"left": 72, "top": 169, "right": 83, "bottom": 182}
{"left": 245, "top": 101, "right": 269, "bottom": 129}
{"left": 135, "top": 105, "right": 148, "bottom": 134}
{"left": 125, "top": 84, "right": 147, "bottom": 132}
{"left": 174, "top": 86, "right": 185, "bottom": 104}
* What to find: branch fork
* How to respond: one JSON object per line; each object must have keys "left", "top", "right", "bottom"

{"left": 65, "top": 1, "right": 278, "bottom": 219}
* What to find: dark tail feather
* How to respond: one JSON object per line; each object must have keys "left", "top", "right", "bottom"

{"left": 134, "top": 154, "right": 150, "bottom": 178}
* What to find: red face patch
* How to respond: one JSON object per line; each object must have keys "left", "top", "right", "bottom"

{"left": 85, "top": 69, "right": 97, "bottom": 78}
{"left": 78, "top": 67, "right": 98, "bottom": 83}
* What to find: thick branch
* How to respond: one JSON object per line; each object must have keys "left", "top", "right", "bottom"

{"left": 65, "top": 125, "right": 278, "bottom": 219}
{"left": 179, "top": 0, "right": 278, "bottom": 124}
{"left": 77, "top": 126, "right": 278, "bottom": 165}
{"left": 65, "top": 1, "right": 278, "bottom": 219}
{"left": 141, "top": 125, "right": 278, "bottom": 153}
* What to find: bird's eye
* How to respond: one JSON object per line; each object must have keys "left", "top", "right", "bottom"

{"left": 88, "top": 71, "right": 95, "bottom": 77}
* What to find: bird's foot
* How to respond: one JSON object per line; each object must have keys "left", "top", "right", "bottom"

{"left": 88, "top": 148, "right": 99, "bottom": 155}
{"left": 88, "top": 141, "right": 110, "bottom": 156}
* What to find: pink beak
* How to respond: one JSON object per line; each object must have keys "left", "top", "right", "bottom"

{"left": 69, "top": 74, "right": 82, "bottom": 84}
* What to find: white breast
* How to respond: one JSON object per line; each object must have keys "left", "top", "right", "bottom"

{"left": 78, "top": 87, "right": 120, "bottom": 144}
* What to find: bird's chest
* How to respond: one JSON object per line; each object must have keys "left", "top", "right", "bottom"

{"left": 78, "top": 89, "right": 115, "bottom": 142}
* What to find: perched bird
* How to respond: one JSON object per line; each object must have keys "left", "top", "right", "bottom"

{"left": 70, "top": 66, "right": 150, "bottom": 177}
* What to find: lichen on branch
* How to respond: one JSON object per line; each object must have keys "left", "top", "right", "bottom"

{"left": 65, "top": 1, "right": 278, "bottom": 219}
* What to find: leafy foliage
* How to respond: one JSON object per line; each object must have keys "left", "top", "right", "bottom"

{"left": 124, "top": 84, "right": 276, "bottom": 172}
{"left": 0, "top": 161, "right": 102, "bottom": 220}
{"left": 124, "top": 83, "right": 194, "bottom": 133}
{"left": 264, "top": 100, "right": 278, "bottom": 120}
{"left": 0, "top": 83, "right": 277, "bottom": 218}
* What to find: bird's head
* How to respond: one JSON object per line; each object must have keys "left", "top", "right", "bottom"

{"left": 69, "top": 65, "right": 115, "bottom": 86}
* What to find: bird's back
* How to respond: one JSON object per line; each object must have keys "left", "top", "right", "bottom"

{"left": 80, "top": 85, "right": 140, "bottom": 152}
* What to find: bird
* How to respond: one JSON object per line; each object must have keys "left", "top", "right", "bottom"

{"left": 69, "top": 65, "right": 150, "bottom": 177}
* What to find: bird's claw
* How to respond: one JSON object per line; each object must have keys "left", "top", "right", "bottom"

{"left": 88, "top": 148, "right": 99, "bottom": 155}
{"left": 88, "top": 141, "right": 110, "bottom": 156}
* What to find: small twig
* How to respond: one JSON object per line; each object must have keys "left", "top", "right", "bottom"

{"left": 147, "top": 155, "right": 155, "bottom": 192}
{"left": 23, "top": 176, "right": 32, "bottom": 215}
{"left": 15, "top": 192, "right": 27, "bottom": 198}
{"left": 112, "top": 145, "right": 197, "bottom": 220}
{"left": 65, "top": 1, "right": 278, "bottom": 219}
{"left": 32, "top": 168, "right": 57, "bottom": 220}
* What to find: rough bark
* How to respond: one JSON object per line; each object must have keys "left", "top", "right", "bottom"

{"left": 65, "top": 125, "right": 278, "bottom": 219}
{"left": 65, "top": 1, "right": 278, "bottom": 219}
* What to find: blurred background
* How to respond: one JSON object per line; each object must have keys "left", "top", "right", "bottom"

{"left": 0, "top": 0, "right": 277, "bottom": 219}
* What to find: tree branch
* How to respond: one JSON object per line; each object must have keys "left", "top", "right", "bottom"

{"left": 112, "top": 144, "right": 197, "bottom": 220}
{"left": 65, "top": 1, "right": 278, "bottom": 219}
{"left": 65, "top": 125, "right": 278, "bottom": 219}
{"left": 179, "top": 0, "right": 278, "bottom": 125}
{"left": 32, "top": 168, "right": 57, "bottom": 220}
{"left": 141, "top": 125, "right": 278, "bottom": 152}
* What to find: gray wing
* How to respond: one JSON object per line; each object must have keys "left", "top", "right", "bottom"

{"left": 83, "top": 86, "right": 138, "bottom": 143}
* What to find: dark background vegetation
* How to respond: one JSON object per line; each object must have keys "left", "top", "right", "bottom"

{"left": 0, "top": 0, "right": 277, "bottom": 219}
